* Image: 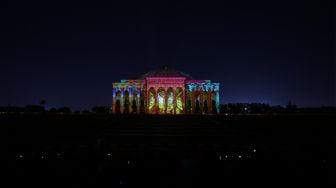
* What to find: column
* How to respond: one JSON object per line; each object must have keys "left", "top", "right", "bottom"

{"left": 191, "top": 90, "right": 195, "bottom": 114}
{"left": 120, "top": 88, "right": 124, "bottom": 114}
{"left": 200, "top": 92, "right": 203, "bottom": 114}
{"left": 146, "top": 88, "right": 149, "bottom": 113}
{"left": 173, "top": 89, "right": 177, "bottom": 114}
{"left": 112, "top": 88, "right": 116, "bottom": 113}
{"left": 136, "top": 88, "right": 141, "bottom": 113}
{"left": 208, "top": 90, "right": 212, "bottom": 114}
{"left": 143, "top": 89, "right": 146, "bottom": 113}
{"left": 164, "top": 90, "right": 168, "bottom": 114}
{"left": 128, "top": 89, "right": 132, "bottom": 113}
{"left": 182, "top": 89, "right": 186, "bottom": 114}
{"left": 155, "top": 89, "right": 159, "bottom": 114}
{"left": 216, "top": 91, "right": 220, "bottom": 114}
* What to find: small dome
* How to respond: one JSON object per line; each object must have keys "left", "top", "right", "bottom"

{"left": 139, "top": 67, "right": 193, "bottom": 79}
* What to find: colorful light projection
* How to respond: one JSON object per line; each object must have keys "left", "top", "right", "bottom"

{"left": 176, "top": 87, "right": 183, "bottom": 114}
{"left": 167, "top": 88, "right": 174, "bottom": 114}
{"left": 112, "top": 69, "right": 220, "bottom": 114}
{"left": 158, "top": 88, "right": 166, "bottom": 113}
{"left": 148, "top": 88, "right": 156, "bottom": 114}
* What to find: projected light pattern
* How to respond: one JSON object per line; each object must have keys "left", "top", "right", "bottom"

{"left": 167, "top": 89, "right": 174, "bottom": 114}
{"left": 148, "top": 89, "right": 155, "bottom": 113}
{"left": 158, "top": 88, "right": 166, "bottom": 113}
{"left": 176, "top": 88, "right": 183, "bottom": 114}
{"left": 112, "top": 67, "right": 220, "bottom": 114}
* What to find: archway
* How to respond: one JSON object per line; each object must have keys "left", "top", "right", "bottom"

{"left": 185, "top": 91, "right": 192, "bottom": 113}
{"left": 124, "top": 90, "right": 130, "bottom": 114}
{"left": 203, "top": 91, "right": 208, "bottom": 114}
{"left": 148, "top": 87, "right": 156, "bottom": 114}
{"left": 195, "top": 91, "right": 201, "bottom": 114}
{"left": 157, "top": 88, "right": 166, "bottom": 114}
{"left": 166, "top": 88, "right": 174, "bottom": 114}
{"left": 176, "top": 87, "right": 184, "bottom": 114}
{"left": 131, "top": 89, "right": 138, "bottom": 113}
{"left": 115, "top": 90, "right": 121, "bottom": 114}
{"left": 140, "top": 90, "right": 145, "bottom": 113}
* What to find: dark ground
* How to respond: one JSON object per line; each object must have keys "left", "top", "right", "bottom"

{"left": 2, "top": 114, "right": 335, "bottom": 187}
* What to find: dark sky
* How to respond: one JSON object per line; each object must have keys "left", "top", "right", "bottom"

{"left": 1, "top": 0, "right": 334, "bottom": 110}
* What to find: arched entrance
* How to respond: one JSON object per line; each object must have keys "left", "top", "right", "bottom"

{"left": 148, "top": 88, "right": 156, "bottom": 114}
{"left": 194, "top": 91, "right": 201, "bottom": 114}
{"left": 131, "top": 89, "right": 138, "bottom": 113}
{"left": 115, "top": 90, "right": 121, "bottom": 114}
{"left": 176, "top": 87, "right": 184, "bottom": 114}
{"left": 203, "top": 91, "right": 208, "bottom": 114}
{"left": 124, "top": 90, "right": 130, "bottom": 114}
{"left": 157, "top": 88, "right": 166, "bottom": 114}
{"left": 166, "top": 88, "right": 174, "bottom": 114}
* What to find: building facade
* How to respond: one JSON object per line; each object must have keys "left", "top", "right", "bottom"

{"left": 112, "top": 67, "right": 220, "bottom": 114}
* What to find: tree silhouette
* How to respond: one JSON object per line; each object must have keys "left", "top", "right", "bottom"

{"left": 39, "top": 99, "right": 46, "bottom": 106}
{"left": 57, "top": 107, "right": 71, "bottom": 114}
{"left": 92, "top": 106, "right": 109, "bottom": 114}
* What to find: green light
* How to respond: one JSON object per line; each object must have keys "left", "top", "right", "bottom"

{"left": 176, "top": 88, "right": 183, "bottom": 114}
{"left": 148, "top": 92, "right": 155, "bottom": 112}
{"left": 158, "top": 89, "right": 165, "bottom": 113}
{"left": 167, "top": 91, "right": 174, "bottom": 114}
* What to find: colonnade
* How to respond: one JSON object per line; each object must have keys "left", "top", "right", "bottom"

{"left": 112, "top": 87, "right": 143, "bottom": 114}
{"left": 146, "top": 87, "right": 185, "bottom": 114}
{"left": 187, "top": 90, "right": 220, "bottom": 114}
{"left": 112, "top": 80, "right": 220, "bottom": 114}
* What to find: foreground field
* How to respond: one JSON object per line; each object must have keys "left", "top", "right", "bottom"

{"left": 3, "top": 114, "right": 335, "bottom": 187}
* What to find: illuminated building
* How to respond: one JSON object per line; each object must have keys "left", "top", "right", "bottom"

{"left": 112, "top": 67, "right": 220, "bottom": 114}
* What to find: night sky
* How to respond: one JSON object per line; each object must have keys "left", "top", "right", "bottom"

{"left": 1, "top": 0, "right": 334, "bottom": 110}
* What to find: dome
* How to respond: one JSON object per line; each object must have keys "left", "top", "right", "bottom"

{"left": 139, "top": 67, "right": 193, "bottom": 79}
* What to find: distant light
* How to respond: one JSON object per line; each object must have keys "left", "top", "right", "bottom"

{"left": 225, "top": 155, "right": 228, "bottom": 158}
{"left": 253, "top": 149, "right": 257, "bottom": 153}
{"left": 41, "top": 153, "right": 47, "bottom": 159}
{"left": 219, "top": 155, "right": 222, "bottom": 160}
{"left": 107, "top": 153, "right": 112, "bottom": 157}
{"left": 18, "top": 154, "right": 23, "bottom": 158}
{"left": 127, "top": 160, "right": 130, "bottom": 165}
{"left": 238, "top": 155, "right": 242, "bottom": 158}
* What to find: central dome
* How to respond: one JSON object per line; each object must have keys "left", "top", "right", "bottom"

{"left": 139, "top": 67, "right": 193, "bottom": 79}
